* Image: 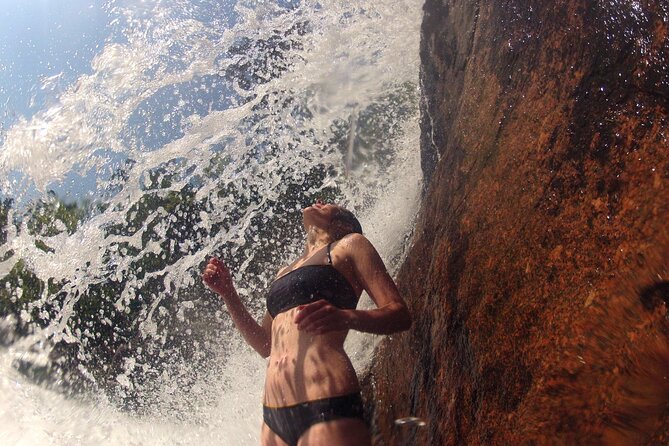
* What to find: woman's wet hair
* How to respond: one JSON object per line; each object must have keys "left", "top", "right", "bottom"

{"left": 333, "top": 207, "right": 363, "bottom": 236}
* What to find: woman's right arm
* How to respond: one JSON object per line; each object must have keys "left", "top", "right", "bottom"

{"left": 202, "top": 257, "right": 272, "bottom": 358}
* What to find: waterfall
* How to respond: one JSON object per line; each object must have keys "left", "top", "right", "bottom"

{"left": 0, "top": 0, "right": 423, "bottom": 444}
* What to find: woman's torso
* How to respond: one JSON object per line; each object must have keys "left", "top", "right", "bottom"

{"left": 263, "top": 241, "right": 362, "bottom": 407}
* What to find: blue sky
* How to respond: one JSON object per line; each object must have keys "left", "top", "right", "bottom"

{"left": 0, "top": 0, "right": 109, "bottom": 129}
{"left": 0, "top": 0, "right": 261, "bottom": 204}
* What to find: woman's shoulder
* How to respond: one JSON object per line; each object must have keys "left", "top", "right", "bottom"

{"left": 336, "top": 232, "right": 365, "bottom": 244}
{"left": 334, "top": 232, "right": 374, "bottom": 254}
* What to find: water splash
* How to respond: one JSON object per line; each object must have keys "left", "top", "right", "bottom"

{"left": 394, "top": 416, "right": 427, "bottom": 427}
{"left": 0, "top": 0, "right": 423, "bottom": 444}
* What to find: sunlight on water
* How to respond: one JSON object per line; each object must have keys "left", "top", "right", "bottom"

{"left": 0, "top": 0, "right": 423, "bottom": 444}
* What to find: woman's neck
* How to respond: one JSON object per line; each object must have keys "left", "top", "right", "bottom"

{"left": 304, "top": 226, "right": 333, "bottom": 255}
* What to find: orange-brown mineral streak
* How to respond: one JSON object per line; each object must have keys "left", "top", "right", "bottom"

{"left": 364, "top": 0, "right": 669, "bottom": 444}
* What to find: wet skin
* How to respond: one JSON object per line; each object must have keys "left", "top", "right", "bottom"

{"left": 264, "top": 306, "right": 360, "bottom": 406}
{"left": 203, "top": 202, "right": 410, "bottom": 446}
{"left": 262, "top": 244, "right": 362, "bottom": 407}
{"left": 261, "top": 242, "right": 371, "bottom": 446}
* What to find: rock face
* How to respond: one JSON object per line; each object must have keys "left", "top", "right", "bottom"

{"left": 366, "top": 1, "right": 669, "bottom": 444}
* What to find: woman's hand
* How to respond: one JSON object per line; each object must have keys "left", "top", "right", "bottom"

{"left": 294, "top": 299, "right": 352, "bottom": 334}
{"left": 202, "top": 257, "right": 271, "bottom": 358}
{"left": 202, "top": 257, "right": 236, "bottom": 298}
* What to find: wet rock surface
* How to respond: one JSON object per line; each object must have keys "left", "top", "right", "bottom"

{"left": 365, "top": 1, "right": 669, "bottom": 444}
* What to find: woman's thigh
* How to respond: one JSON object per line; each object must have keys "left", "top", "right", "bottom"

{"left": 261, "top": 423, "right": 289, "bottom": 446}
{"left": 297, "top": 418, "right": 371, "bottom": 446}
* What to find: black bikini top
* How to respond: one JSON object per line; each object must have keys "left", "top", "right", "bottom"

{"left": 266, "top": 243, "right": 359, "bottom": 318}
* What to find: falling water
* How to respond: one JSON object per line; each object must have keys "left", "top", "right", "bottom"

{"left": 0, "top": 0, "right": 423, "bottom": 444}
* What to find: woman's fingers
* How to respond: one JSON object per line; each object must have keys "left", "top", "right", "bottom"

{"left": 202, "top": 263, "right": 219, "bottom": 281}
{"left": 202, "top": 257, "right": 234, "bottom": 295}
{"left": 204, "top": 257, "right": 225, "bottom": 272}
{"left": 309, "top": 314, "right": 342, "bottom": 333}
{"left": 297, "top": 307, "right": 332, "bottom": 330}
{"left": 295, "top": 300, "right": 350, "bottom": 333}
{"left": 308, "top": 313, "right": 349, "bottom": 333}
{"left": 294, "top": 300, "right": 328, "bottom": 324}
{"left": 204, "top": 263, "right": 219, "bottom": 275}
{"left": 210, "top": 257, "right": 227, "bottom": 270}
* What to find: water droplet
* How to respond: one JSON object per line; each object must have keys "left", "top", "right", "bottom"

{"left": 395, "top": 417, "right": 427, "bottom": 427}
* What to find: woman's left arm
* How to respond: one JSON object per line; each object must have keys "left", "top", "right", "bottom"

{"left": 345, "top": 234, "right": 412, "bottom": 334}
{"left": 295, "top": 234, "right": 411, "bottom": 335}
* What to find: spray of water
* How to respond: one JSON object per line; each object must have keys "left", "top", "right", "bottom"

{"left": 0, "top": 0, "right": 423, "bottom": 444}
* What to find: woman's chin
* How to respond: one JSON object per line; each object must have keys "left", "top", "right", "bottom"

{"left": 302, "top": 207, "right": 318, "bottom": 221}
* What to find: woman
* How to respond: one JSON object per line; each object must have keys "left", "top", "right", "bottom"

{"left": 202, "top": 200, "right": 411, "bottom": 446}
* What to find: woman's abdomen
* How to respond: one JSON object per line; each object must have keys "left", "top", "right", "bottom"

{"left": 263, "top": 308, "right": 360, "bottom": 407}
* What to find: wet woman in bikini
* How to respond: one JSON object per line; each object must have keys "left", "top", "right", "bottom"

{"left": 202, "top": 200, "right": 411, "bottom": 446}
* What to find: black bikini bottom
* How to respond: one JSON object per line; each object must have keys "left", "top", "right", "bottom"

{"left": 263, "top": 392, "right": 365, "bottom": 446}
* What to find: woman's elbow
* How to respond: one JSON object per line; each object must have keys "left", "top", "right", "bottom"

{"left": 258, "top": 346, "right": 271, "bottom": 359}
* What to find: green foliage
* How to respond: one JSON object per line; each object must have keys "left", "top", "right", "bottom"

{"left": 0, "top": 197, "right": 73, "bottom": 336}
{"left": 0, "top": 198, "right": 12, "bottom": 246}
{"left": 69, "top": 280, "right": 134, "bottom": 366}
{"left": 0, "top": 259, "right": 45, "bottom": 325}
{"left": 35, "top": 239, "right": 55, "bottom": 253}
{"left": 26, "top": 192, "right": 86, "bottom": 237}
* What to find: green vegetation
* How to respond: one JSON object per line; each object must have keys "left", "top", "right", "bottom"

{"left": 26, "top": 191, "right": 86, "bottom": 237}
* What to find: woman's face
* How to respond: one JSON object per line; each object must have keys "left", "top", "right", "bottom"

{"left": 302, "top": 199, "right": 339, "bottom": 230}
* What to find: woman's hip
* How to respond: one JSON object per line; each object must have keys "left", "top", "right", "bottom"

{"left": 262, "top": 392, "right": 368, "bottom": 446}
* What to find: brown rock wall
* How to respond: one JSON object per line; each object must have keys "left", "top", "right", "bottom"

{"left": 367, "top": 1, "right": 669, "bottom": 445}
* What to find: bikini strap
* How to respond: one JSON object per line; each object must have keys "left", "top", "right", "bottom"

{"left": 326, "top": 242, "right": 333, "bottom": 264}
